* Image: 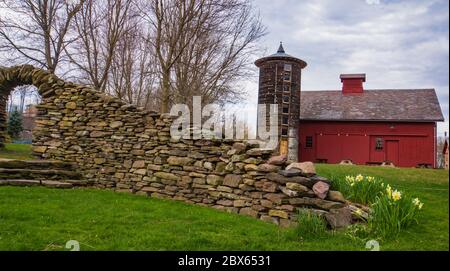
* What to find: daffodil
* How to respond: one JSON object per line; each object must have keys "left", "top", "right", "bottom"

{"left": 356, "top": 174, "right": 364, "bottom": 182}
{"left": 367, "top": 176, "right": 375, "bottom": 182}
{"left": 419, "top": 203, "right": 424, "bottom": 210}
{"left": 413, "top": 198, "right": 421, "bottom": 206}
{"left": 386, "top": 184, "right": 392, "bottom": 199}
{"left": 346, "top": 176, "right": 355, "bottom": 183}
{"left": 392, "top": 190, "right": 402, "bottom": 201}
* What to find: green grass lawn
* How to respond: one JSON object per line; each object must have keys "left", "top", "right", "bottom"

{"left": 0, "top": 164, "right": 448, "bottom": 251}
{"left": 0, "top": 143, "right": 34, "bottom": 160}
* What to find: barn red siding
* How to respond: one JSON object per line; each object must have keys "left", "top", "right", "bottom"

{"left": 298, "top": 121, "right": 437, "bottom": 168}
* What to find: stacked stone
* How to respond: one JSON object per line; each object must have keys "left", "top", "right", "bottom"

{"left": 0, "top": 65, "right": 63, "bottom": 147}
{"left": 117, "top": 127, "right": 355, "bottom": 227}
{"left": 1, "top": 65, "right": 364, "bottom": 228}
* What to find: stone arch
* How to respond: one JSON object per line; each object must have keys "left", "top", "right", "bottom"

{"left": 0, "top": 65, "right": 64, "bottom": 147}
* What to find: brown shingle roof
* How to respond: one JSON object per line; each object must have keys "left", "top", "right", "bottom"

{"left": 300, "top": 89, "right": 444, "bottom": 122}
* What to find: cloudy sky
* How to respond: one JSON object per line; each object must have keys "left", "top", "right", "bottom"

{"left": 238, "top": 0, "right": 449, "bottom": 136}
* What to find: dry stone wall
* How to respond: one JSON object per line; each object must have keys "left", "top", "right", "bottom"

{"left": 1, "top": 65, "right": 358, "bottom": 227}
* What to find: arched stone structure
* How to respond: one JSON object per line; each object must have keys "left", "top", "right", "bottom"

{"left": 0, "top": 65, "right": 64, "bottom": 146}
{"left": 0, "top": 65, "right": 357, "bottom": 227}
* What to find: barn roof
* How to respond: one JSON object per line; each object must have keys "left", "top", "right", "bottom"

{"left": 300, "top": 89, "right": 444, "bottom": 122}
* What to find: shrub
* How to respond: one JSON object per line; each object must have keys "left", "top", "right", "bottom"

{"left": 368, "top": 185, "right": 423, "bottom": 238}
{"left": 295, "top": 209, "right": 328, "bottom": 239}
{"left": 7, "top": 109, "right": 23, "bottom": 140}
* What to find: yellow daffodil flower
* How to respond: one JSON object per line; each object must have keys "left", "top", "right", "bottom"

{"left": 356, "top": 174, "right": 364, "bottom": 182}
{"left": 392, "top": 190, "right": 402, "bottom": 201}
{"left": 386, "top": 184, "right": 392, "bottom": 199}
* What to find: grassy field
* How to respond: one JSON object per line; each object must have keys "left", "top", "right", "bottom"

{"left": 0, "top": 143, "right": 34, "bottom": 160}
{"left": 0, "top": 164, "right": 448, "bottom": 251}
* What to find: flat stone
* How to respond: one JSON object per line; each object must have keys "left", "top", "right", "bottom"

{"left": 244, "top": 164, "right": 258, "bottom": 171}
{"left": 232, "top": 142, "right": 247, "bottom": 154}
{"left": 257, "top": 164, "right": 279, "bottom": 172}
{"left": 239, "top": 207, "right": 259, "bottom": 218}
{"left": 279, "top": 186, "right": 298, "bottom": 197}
{"left": 312, "top": 181, "right": 330, "bottom": 199}
{"left": 286, "top": 161, "right": 316, "bottom": 176}
{"left": 278, "top": 168, "right": 303, "bottom": 177}
{"left": 266, "top": 172, "right": 315, "bottom": 187}
{"left": 94, "top": 158, "right": 106, "bottom": 164}
{"left": 268, "top": 209, "right": 289, "bottom": 219}
{"left": 167, "top": 156, "right": 193, "bottom": 166}
{"left": 154, "top": 172, "right": 180, "bottom": 181}
{"left": 267, "top": 155, "right": 287, "bottom": 165}
{"left": 289, "top": 197, "right": 344, "bottom": 211}
{"left": 90, "top": 131, "right": 105, "bottom": 138}
{"left": 65, "top": 102, "right": 77, "bottom": 109}
{"left": 32, "top": 146, "right": 47, "bottom": 153}
{"left": 132, "top": 160, "right": 146, "bottom": 168}
{"left": 206, "top": 175, "right": 223, "bottom": 186}
{"left": 233, "top": 200, "right": 246, "bottom": 207}
{"left": 217, "top": 199, "right": 233, "bottom": 206}
{"left": 217, "top": 185, "right": 233, "bottom": 193}
{"left": 5, "top": 179, "right": 40, "bottom": 186}
{"left": 246, "top": 148, "right": 273, "bottom": 156}
{"left": 59, "top": 121, "right": 73, "bottom": 127}
{"left": 223, "top": 174, "right": 242, "bottom": 188}
{"left": 109, "top": 121, "right": 123, "bottom": 128}
{"left": 285, "top": 182, "right": 309, "bottom": 193}
{"left": 264, "top": 193, "right": 285, "bottom": 204}
{"left": 261, "top": 181, "right": 277, "bottom": 192}
{"left": 134, "top": 169, "right": 147, "bottom": 175}
{"left": 327, "top": 190, "right": 346, "bottom": 203}
{"left": 325, "top": 208, "right": 352, "bottom": 229}
{"left": 41, "top": 180, "right": 73, "bottom": 188}
{"left": 260, "top": 199, "right": 273, "bottom": 208}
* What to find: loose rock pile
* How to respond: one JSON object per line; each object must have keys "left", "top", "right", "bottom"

{"left": 0, "top": 65, "right": 368, "bottom": 228}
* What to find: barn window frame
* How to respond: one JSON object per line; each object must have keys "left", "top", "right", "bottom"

{"left": 283, "top": 71, "right": 291, "bottom": 82}
{"left": 375, "top": 137, "right": 384, "bottom": 150}
{"left": 305, "top": 136, "right": 313, "bottom": 148}
{"left": 282, "top": 115, "right": 289, "bottom": 125}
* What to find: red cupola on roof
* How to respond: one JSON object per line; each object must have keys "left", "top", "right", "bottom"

{"left": 340, "top": 73, "right": 366, "bottom": 94}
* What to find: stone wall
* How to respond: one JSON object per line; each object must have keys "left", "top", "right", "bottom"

{"left": 1, "top": 65, "right": 358, "bottom": 227}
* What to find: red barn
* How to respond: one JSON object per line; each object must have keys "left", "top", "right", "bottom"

{"left": 299, "top": 74, "right": 445, "bottom": 168}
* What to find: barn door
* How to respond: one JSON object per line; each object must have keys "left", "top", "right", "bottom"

{"left": 386, "top": 140, "right": 399, "bottom": 166}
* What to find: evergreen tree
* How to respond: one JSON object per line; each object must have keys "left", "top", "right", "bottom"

{"left": 6, "top": 109, "right": 23, "bottom": 140}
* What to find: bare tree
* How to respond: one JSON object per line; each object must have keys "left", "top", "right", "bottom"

{"left": 172, "top": 1, "right": 266, "bottom": 107}
{"left": 0, "top": 0, "right": 84, "bottom": 74}
{"left": 108, "top": 16, "right": 158, "bottom": 109}
{"left": 141, "top": 0, "right": 266, "bottom": 113}
{"left": 66, "top": 0, "right": 133, "bottom": 91}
